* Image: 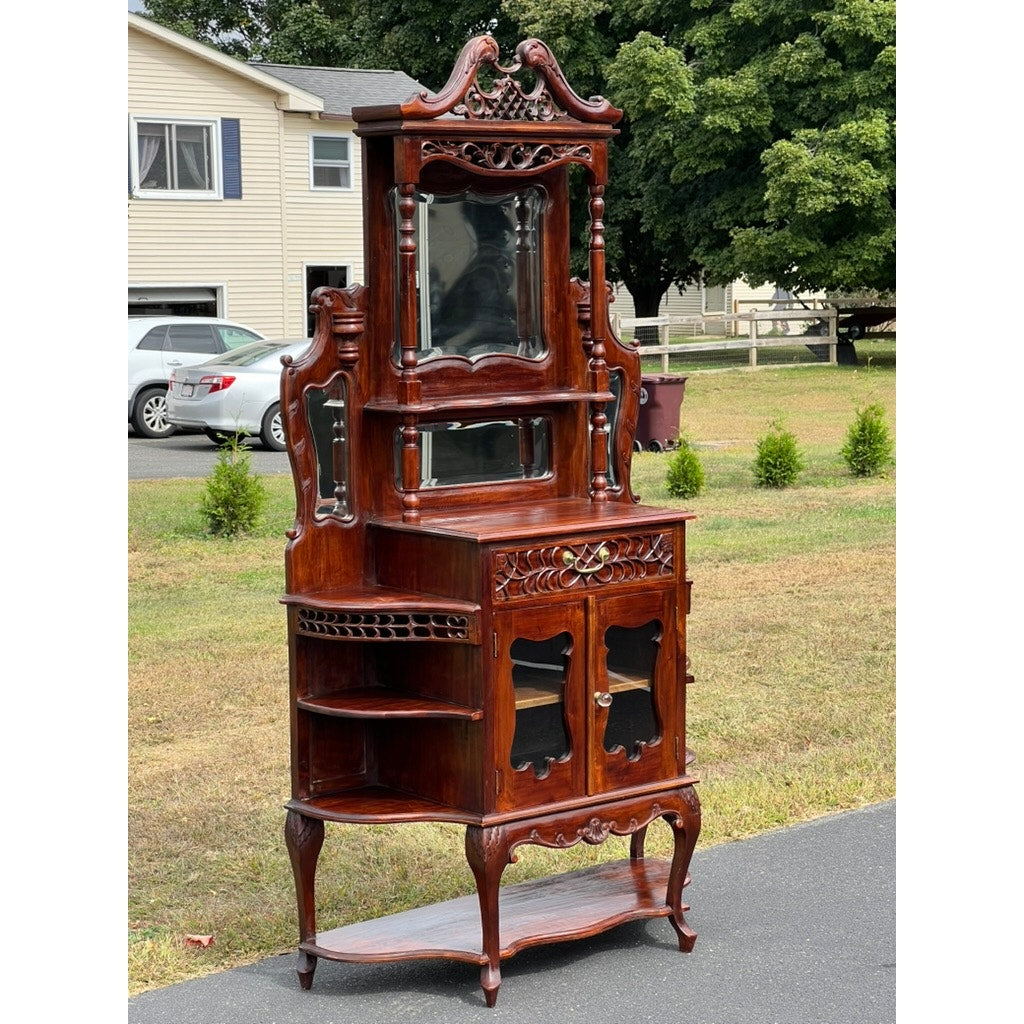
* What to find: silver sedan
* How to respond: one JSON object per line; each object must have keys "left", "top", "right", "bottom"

{"left": 166, "top": 338, "right": 311, "bottom": 451}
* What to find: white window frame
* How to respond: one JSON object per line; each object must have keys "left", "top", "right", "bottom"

{"left": 308, "top": 132, "right": 354, "bottom": 191}
{"left": 130, "top": 115, "right": 222, "bottom": 200}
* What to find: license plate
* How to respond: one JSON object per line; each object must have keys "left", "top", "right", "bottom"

{"left": 181, "top": 384, "right": 194, "bottom": 397}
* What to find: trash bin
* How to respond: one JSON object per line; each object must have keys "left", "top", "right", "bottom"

{"left": 635, "top": 374, "right": 688, "bottom": 452}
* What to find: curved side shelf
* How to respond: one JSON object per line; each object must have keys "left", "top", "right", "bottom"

{"left": 287, "top": 791, "right": 480, "bottom": 826}
{"left": 297, "top": 688, "right": 482, "bottom": 721}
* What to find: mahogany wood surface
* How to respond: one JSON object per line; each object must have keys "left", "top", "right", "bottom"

{"left": 305, "top": 858, "right": 681, "bottom": 963}
{"left": 280, "top": 32, "right": 701, "bottom": 1007}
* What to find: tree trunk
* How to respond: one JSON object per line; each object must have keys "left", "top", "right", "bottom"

{"left": 628, "top": 280, "right": 668, "bottom": 345}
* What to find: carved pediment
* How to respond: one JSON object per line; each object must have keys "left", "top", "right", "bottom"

{"left": 354, "top": 36, "right": 621, "bottom": 126}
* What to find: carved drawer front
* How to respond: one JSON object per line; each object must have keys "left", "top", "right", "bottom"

{"left": 493, "top": 533, "right": 674, "bottom": 601}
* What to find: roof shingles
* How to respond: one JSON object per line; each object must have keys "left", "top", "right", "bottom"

{"left": 250, "top": 63, "right": 424, "bottom": 118}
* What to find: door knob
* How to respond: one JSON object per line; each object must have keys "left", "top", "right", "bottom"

{"left": 594, "top": 691, "right": 613, "bottom": 708}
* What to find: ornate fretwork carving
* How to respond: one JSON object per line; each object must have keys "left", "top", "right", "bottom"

{"left": 421, "top": 139, "right": 593, "bottom": 172}
{"left": 456, "top": 73, "right": 564, "bottom": 122}
{"left": 297, "top": 608, "right": 473, "bottom": 641}
{"left": 494, "top": 534, "right": 673, "bottom": 600}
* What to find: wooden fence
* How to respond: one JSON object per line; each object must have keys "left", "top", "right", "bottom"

{"left": 612, "top": 309, "right": 839, "bottom": 371}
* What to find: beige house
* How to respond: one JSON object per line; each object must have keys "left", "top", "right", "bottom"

{"left": 127, "top": 12, "right": 422, "bottom": 338}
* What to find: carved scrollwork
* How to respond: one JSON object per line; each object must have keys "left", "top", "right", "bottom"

{"left": 494, "top": 534, "right": 673, "bottom": 599}
{"left": 513, "top": 806, "right": 662, "bottom": 856}
{"left": 422, "top": 139, "right": 593, "bottom": 172}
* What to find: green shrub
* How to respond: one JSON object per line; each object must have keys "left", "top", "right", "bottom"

{"left": 199, "top": 435, "right": 269, "bottom": 537}
{"left": 665, "top": 439, "right": 705, "bottom": 498}
{"left": 841, "top": 403, "right": 895, "bottom": 477}
{"left": 753, "top": 418, "right": 804, "bottom": 489}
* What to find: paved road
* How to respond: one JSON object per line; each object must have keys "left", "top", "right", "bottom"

{"left": 127, "top": 800, "right": 895, "bottom": 1024}
{"left": 128, "top": 430, "right": 292, "bottom": 480}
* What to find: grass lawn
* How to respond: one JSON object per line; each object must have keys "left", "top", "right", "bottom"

{"left": 128, "top": 337, "right": 895, "bottom": 994}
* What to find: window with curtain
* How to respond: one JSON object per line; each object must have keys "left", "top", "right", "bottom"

{"left": 132, "top": 118, "right": 218, "bottom": 196}
{"left": 310, "top": 135, "right": 351, "bottom": 189}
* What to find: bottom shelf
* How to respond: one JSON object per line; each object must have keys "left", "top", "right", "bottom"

{"left": 304, "top": 857, "right": 680, "bottom": 965}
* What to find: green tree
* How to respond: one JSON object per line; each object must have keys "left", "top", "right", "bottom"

{"left": 605, "top": 0, "right": 896, "bottom": 297}
{"left": 139, "top": 2, "right": 516, "bottom": 83}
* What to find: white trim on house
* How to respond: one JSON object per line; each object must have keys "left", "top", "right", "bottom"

{"left": 128, "top": 12, "right": 324, "bottom": 113}
{"left": 307, "top": 132, "right": 354, "bottom": 191}
{"left": 129, "top": 114, "right": 224, "bottom": 200}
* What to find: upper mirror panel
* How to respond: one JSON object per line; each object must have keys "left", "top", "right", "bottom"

{"left": 393, "top": 187, "right": 545, "bottom": 364}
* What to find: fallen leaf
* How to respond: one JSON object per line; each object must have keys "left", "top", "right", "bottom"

{"left": 184, "top": 934, "right": 214, "bottom": 948}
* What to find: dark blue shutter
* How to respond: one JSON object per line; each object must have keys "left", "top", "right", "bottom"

{"left": 221, "top": 118, "right": 242, "bottom": 199}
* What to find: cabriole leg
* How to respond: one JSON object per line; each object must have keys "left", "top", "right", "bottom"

{"left": 665, "top": 788, "right": 701, "bottom": 952}
{"left": 630, "top": 824, "right": 648, "bottom": 861}
{"left": 285, "top": 809, "right": 325, "bottom": 989}
{"left": 465, "top": 825, "right": 511, "bottom": 1008}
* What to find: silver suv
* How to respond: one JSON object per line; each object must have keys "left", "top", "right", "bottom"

{"left": 128, "top": 317, "right": 265, "bottom": 438}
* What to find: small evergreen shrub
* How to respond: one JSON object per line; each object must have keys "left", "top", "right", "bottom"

{"left": 753, "top": 418, "right": 804, "bottom": 488}
{"left": 199, "top": 434, "right": 269, "bottom": 537}
{"left": 841, "top": 403, "right": 895, "bottom": 477}
{"left": 665, "top": 439, "right": 705, "bottom": 499}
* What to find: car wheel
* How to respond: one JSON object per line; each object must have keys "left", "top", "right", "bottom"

{"left": 132, "top": 387, "right": 176, "bottom": 439}
{"left": 260, "top": 403, "right": 286, "bottom": 452}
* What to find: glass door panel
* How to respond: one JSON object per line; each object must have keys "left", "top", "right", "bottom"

{"left": 494, "top": 605, "right": 584, "bottom": 811}
{"left": 589, "top": 590, "right": 678, "bottom": 794}
{"left": 602, "top": 620, "right": 660, "bottom": 757}
{"left": 510, "top": 633, "right": 571, "bottom": 776}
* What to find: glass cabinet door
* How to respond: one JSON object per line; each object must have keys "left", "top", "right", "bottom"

{"left": 494, "top": 605, "right": 585, "bottom": 811}
{"left": 589, "top": 589, "right": 679, "bottom": 793}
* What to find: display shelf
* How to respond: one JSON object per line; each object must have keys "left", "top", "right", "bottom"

{"left": 281, "top": 33, "right": 700, "bottom": 1008}
{"left": 288, "top": 789, "right": 477, "bottom": 825}
{"left": 297, "top": 688, "right": 483, "bottom": 720}
{"left": 304, "top": 858, "right": 681, "bottom": 964}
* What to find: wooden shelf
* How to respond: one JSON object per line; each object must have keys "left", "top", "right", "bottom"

{"left": 298, "top": 688, "right": 482, "bottom": 721}
{"left": 303, "top": 858, "right": 680, "bottom": 966}
{"left": 281, "top": 585, "right": 480, "bottom": 616}
{"left": 512, "top": 662, "right": 652, "bottom": 709}
{"left": 364, "top": 390, "right": 615, "bottom": 415}
{"left": 288, "top": 789, "right": 477, "bottom": 825}
{"left": 607, "top": 669, "right": 653, "bottom": 692}
{"left": 512, "top": 661, "right": 563, "bottom": 709}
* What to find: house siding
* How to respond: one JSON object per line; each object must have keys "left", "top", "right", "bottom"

{"left": 129, "top": 28, "right": 290, "bottom": 335}
{"left": 129, "top": 27, "right": 373, "bottom": 339}
{"left": 281, "top": 116, "right": 366, "bottom": 324}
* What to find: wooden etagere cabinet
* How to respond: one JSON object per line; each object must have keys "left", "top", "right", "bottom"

{"left": 281, "top": 35, "right": 700, "bottom": 1007}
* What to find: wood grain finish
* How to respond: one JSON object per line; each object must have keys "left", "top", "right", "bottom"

{"left": 305, "top": 858, "right": 681, "bottom": 963}
{"left": 281, "top": 34, "right": 699, "bottom": 1007}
